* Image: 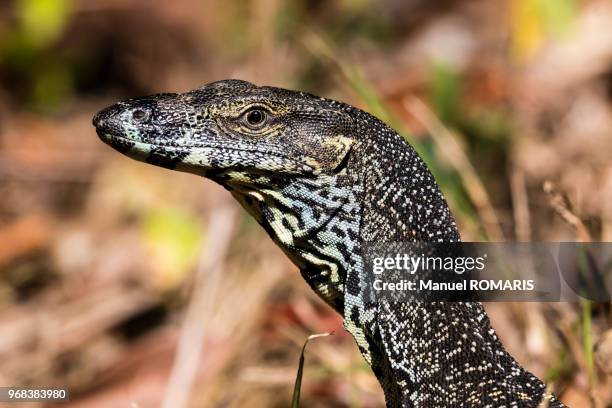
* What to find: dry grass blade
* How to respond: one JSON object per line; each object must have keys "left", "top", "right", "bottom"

{"left": 405, "top": 97, "right": 505, "bottom": 242}
{"left": 542, "top": 182, "right": 602, "bottom": 405}
{"left": 543, "top": 181, "right": 592, "bottom": 242}
{"left": 509, "top": 166, "right": 532, "bottom": 241}
{"left": 162, "top": 204, "right": 238, "bottom": 408}
{"left": 291, "top": 332, "right": 334, "bottom": 408}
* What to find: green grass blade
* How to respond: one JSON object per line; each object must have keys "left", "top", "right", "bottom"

{"left": 291, "top": 332, "right": 333, "bottom": 408}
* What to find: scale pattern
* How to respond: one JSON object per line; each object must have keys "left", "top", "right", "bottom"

{"left": 93, "top": 79, "right": 566, "bottom": 407}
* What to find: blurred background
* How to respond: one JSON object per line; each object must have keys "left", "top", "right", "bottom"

{"left": 0, "top": 0, "right": 611, "bottom": 406}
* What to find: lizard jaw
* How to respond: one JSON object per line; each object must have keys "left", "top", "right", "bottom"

{"left": 96, "top": 128, "right": 318, "bottom": 176}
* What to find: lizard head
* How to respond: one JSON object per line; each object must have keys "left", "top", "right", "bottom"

{"left": 93, "top": 79, "right": 355, "bottom": 181}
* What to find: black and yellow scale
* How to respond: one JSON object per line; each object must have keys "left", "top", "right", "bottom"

{"left": 93, "top": 80, "right": 565, "bottom": 408}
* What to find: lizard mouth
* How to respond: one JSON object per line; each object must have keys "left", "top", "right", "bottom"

{"left": 95, "top": 129, "right": 139, "bottom": 155}
{"left": 95, "top": 128, "right": 318, "bottom": 176}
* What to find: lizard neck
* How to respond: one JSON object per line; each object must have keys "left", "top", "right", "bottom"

{"left": 353, "top": 111, "right": 460, "bottom": 243}
{"left": 339, "top": 123, "right": 465, "bottom": 404}
{"left": 341, "top": 115, "right": 560, "bottom": 407}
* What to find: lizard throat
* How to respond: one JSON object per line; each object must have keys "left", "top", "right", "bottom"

{"left": 227, "top": 174, "right": 362, "bottom": 311}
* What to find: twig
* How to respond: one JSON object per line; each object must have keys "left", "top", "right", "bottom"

{"left": 162, "top": 204, "right": 238, "bottom": 408}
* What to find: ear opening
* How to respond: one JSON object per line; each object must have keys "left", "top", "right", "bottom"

{"left": 324, "top": 135, "right": 354, "bottom": 174}
{"left": 331, "top": 139, "right": 353, "bottom": 174}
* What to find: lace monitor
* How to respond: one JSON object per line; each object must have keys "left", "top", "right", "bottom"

{"left": 93, "top": 79, "right": 566, "bottom": 407}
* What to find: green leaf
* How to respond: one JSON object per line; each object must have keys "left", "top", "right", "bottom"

{"left": 429, "top": 62, "right": 461, "bottom": 126}
{"left": 141, "top": 207, "right": 205, "bottom": 291}
{"left": 510, "top": 0, "right": 575, "bottom": 61}
{"left": 16, "top": 0, "right": 72, "bottom": 48}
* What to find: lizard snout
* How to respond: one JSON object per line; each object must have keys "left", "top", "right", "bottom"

{"left": 92, "top": 103, "right": 125, "bottom": 135}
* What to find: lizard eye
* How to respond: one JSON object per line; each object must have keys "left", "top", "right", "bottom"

{"left": 243, "top": 108, "right": 268, "bottom": 129}
{"left": 132, "top": 109, "right": 150, "bottom": 123}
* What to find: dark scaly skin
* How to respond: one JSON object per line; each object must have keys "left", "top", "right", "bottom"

{"left": 93, "top": 80, "right": 566, "bottom": 407}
